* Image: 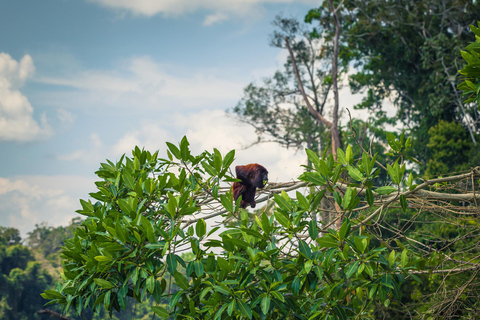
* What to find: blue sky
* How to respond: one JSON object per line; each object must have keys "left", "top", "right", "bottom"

{"left": 1, "top": 0, "right": 367, "bottom": 236}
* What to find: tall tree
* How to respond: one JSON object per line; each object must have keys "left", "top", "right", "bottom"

{"left": 326, "top": 0, "right": 480, "bottom": 171}
{"left": 232, "top": 15, "right": 349, "bottom": 154}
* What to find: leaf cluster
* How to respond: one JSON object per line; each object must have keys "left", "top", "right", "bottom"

{"left": 41, "top": 133, "right": 428, "bottom": 319}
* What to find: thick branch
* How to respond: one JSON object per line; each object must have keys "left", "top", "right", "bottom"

{"left": 285, "top": 37, "right": 332, "bottom": 128}
{"left": 410, "top": 265, "right": 480, "bottom": 275}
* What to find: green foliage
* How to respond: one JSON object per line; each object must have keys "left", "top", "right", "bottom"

{"left": 0, "top": 228, "right": 55, "bottom": 320}
{"left": 458, "top": 22, "right": 480, "bottom": 110}
{"left": 425, "top": 120, "right": 474, "bottom": 177}
{"left": 26, "top": 218, "right": 83, "bottom": 269}
{"left": 306, "top": 0, "right": 479, "bottom": 171}
{"left": 42, "top": 135, "right": 426, "bottom": 319}
{"left": 0, "top": 227, "right": 21, "bottom": 245}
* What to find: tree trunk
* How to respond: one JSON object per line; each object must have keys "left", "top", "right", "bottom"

{"left": 329, "top": 0, "right": 343, "bottom": 230}
{"left": 329, "top": 0, "right": 342, "bottom": 159}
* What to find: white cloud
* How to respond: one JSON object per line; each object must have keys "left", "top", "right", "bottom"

{"left": 111, "top": 122, "right": 172, "bottom": 155}
{"left": 89, "top": 0, "right": 318, "bottom": 18}
{"left": 0, "top": 53, "right": 52, "bottom": 142}
{"left": 37, "top": 56, "right": 245, "bottom": 110}
{"left": 56, "top": 133, "right": 104, "bottom": 162}
{"left": 54, "top": 108, "right": 307, "bottom": 183}
{"left": 0, "top": 175, "right": 94, "bottom": 237}
{"left": 56, "top": 108, "right": 75, "bottom": 124}
{"left": 203, "top": 12, "right": 228, "bottom": 26}
{"left": 56, "top": 123, "right": 172, "bottom": 164}
{"left": 175, "top": 109, "right": 306, "bottom": 182}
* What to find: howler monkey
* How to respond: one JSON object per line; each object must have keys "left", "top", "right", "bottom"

{"left": 232, "top": 164, "right": 268, "bottom": 209}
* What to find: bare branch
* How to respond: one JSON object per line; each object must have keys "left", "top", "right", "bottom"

{"left": 285, "top": 37, "right": 332, "bottom": 128}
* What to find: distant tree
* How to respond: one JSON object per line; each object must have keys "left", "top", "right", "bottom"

{"left": 425, "top": 120, "right": 475, "bottom": 177}
{"left": 232, "top": 14, "right": 349, "bottom": 155}
{"left": 0, "top": 227, "right": 54, "bottom": 320}
{"left": 320, "top": 0, "right": 480, "bottom": 170}
{"left": 0, "top": 227, "right": 21, "bottom": 245}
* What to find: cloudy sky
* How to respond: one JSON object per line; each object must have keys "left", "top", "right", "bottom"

{"left": 0, "top": 0, "right": 368, "bottom": 236}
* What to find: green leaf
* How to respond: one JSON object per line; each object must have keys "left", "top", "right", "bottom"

{"left": 169, "top": 290, "right": 183, "bottom": 309}
{"left": 316, "top": 235, "right": 338, "bottom": 248}
{"left": 174, "top": 271, "right": 189, "bottom": 290}
{"left": 213, "top": 148, "right": 222, "bottom": 172}
{"left": 338, "top": 219, "right": 351, "bottom": 241}
{"left": 400, "top": 194, "right": 408, "bottom": 213}
{"left": 331, "top": 164, "right": 343, "bottom": 183}
{"left": 273, "top": 192, "right": 292, "bottom": 211}
{"left": 201, "top": 161, "right": 217, "bottom": 176}
{"left": 347, "top": 166, "right": 364, "bottom": 181}
{"left": 220, "top": 194, "right": 233, "bottom": 212}
{"left": 333, "top": 190, "right": 342, "bottom": 206}
{"left": 337, "top": 148, "right": 347, "bottom": 165}
{"left": 375, "top": 186, "right": 396, "bottom": 195}
{"left": 94, "top": 278, "right": 115, "bottom": 289}
{"left": 237, "top": 300, "right": 252, "bottom": 319}
{"left": 298, "top": 240, "right": 312, "bottom": 259}
{"left": 346, "top": 145, "right": 353, "bottom": 164}
{"left": 271, "top": 291, "right": 285, "bottom": 302}
{"left": 389, "top": 250, "right": 396, "bottom": 267}
{"left": 217, "top": 257, "right": 232, "bottom": 272}
{"left": 345, "top": 261, "right": 359, "bottom": 279}
{"left": 180, "top": 136, "right": 190, "bottom": 161}
{"left": 296, "top": 191, "right": 309, "bottom": 211}
{"left": 300, "top": 172, "right": 326, "bottom": 186}
{"left": 94, "top": 256, "right": 112, "bottom": 262}
{"left": 194, "top": 260, "right": 204, "bottom": 277}
{"left": 213, "top": 285, "right": 230, "bottom": 295}
{"left": 354, "top": 236, "right": 366, "bottom": 253}
{"left": 141, "top": 216, "right": 155, "bottom": 243}
{"left": 167, "top": 253, "right": 177, "bottom": 275}
{"left": 242, "top": 228, "right": 263, "bottom": 239}
{"left": 386, "top": 132, "right": 400, "bottom": 152}
{"left": 222, "top": 149, "right": 235, "bottom": 168}
{"left": 227, "top": 300, "right": 236, "bottom": 316}
{"left": 306, "top": 148, "right": 321, "bottom": 168}
{"left": 196, "top": 218, "right": 206, "bottom": 238}
{"left": 146, "top": 275, "right": 155, "bottom": 293}
{"left": 291, "top": 276, "right": 301, "bottom": 296}
{"left": 401, "top": 249, "right": 409, "bottom": 267}
{"left": 145, "top": 242, "right": 165, "bottom": 250}
{"left": 384, "top": 299, "right": 391, "bottom": 307}
{"left": 333, "top": 305, "right": 347, "bottom": 320}
{"left": 42, "top": 290, "right": 64, "bottom": 299}
{"left": 152, "top": 306, "right": 169, "bottom": 318}
{"left": 274, "top": 211, "right": 290, "bottom": 229}
{"left": 166, "top": 142, "right": 181, "bottom": 160}
{"left": 261, "top": 295, "right": 271, "bottom": 315}
{"left": 308, "top": 220, "right": 318, "bottom": 240}
{"left": 311, "top": 189, "right": 326, "bottom": 211}
{"left": 366, "top": 188, "right": 374, "bottom": 207}
{"left": 199, "top": 287, "right": 212, "bottom": 301}
{"left": 214, "top": 304, "right": 228, "bottom": 320}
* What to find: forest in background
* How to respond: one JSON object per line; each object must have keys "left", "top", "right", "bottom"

{"left": 2, "top": 0, "right": 480, "bottom": 319}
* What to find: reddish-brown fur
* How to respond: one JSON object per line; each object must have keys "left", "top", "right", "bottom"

{"left": 232, "top": 163, "right": 268, "bottom": 209}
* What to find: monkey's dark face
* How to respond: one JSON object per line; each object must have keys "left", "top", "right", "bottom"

{"left": 252, "top": 166, "right": 268, "bottom": 189}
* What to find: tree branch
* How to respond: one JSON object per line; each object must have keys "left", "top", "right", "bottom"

{"left": 37, "top": 309, "right": 72, "bottom": 320}
{"left": 285, "top": 37, "right": 332, "bottom": 128}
